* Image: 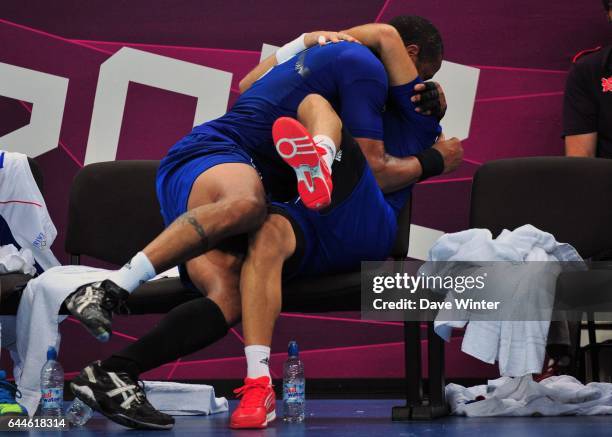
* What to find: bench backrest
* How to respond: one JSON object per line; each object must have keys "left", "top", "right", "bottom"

{"left": 470, "top": 157, "right": 612, "bottom": 259}
{"left": 28, "top": 157, "right": 43, "bottom": 193}
{"left": 65, "top": 160, "right": 412, "bottom": 264}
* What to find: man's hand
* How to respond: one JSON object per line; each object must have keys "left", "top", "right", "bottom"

{"left": 432, "top": 135, "right": 463, "bottom": 174}
{"left": 412, "top": 82, "right": 447, "bottom": 119}
{"left": 304, "top": 31, "right": 360, "bottom": 47}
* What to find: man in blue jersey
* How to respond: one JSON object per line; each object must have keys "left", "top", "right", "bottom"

{"left": 66, "top": 16, "right": 458, "bottom": 342}
{"left": 69, "top": 17, "right": 462, "bottom": 430}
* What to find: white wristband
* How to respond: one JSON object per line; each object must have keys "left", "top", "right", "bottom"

{"left": 276, "top": 33, "right": 307, "bottom": 64}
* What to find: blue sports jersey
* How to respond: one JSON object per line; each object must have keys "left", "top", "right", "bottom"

{"left": 273, "top": 81, "right": 441, "bottom": 278}
{"left": 382, "top": 78, "right": 443, "bottom": 214}
{"left": 191, "top": 42, "right": 388, "bottom": 196}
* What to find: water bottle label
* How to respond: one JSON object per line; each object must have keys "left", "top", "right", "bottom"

{"left": 283, "top": 382, "right": 305, "bottom": 403}
{"left": 41, "top": 388, "right": 63, "bottom": 410}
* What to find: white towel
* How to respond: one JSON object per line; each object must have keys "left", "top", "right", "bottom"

{"left": 446, "top": 375, "right": 612, "bottom": 416}
{"left": 422, "top": 224, "right": 583, "bottom": 377}
{"left": 0, "top": 243, "right": 37, "bottom": 359}
{"left": 0, "top": 151, "right": 61, "bottom": 359}
{"left": 15, "top": 266, "right": 107, "bottom": 415}
{"left": 0, "top": 244, "right": 36, "bottom": 276}
{"left": 144, "top": 381, "right": 228, "bottom": 416}
{"left": 14, "top": 265, "right": 225, "bottom": 416}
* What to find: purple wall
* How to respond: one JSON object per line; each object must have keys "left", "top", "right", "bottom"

{"left": 1, "top": 0, "right": 609, "bottom": 381}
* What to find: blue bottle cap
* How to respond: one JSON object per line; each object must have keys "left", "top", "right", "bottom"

{"left": 0, "top": 370, "right": 6, "bottom": 380}
{"left": 288, "top": 341, "right": 299, "bottom": 357}
{"left": 47, "top": 346, "right": 57, "bottom": 361}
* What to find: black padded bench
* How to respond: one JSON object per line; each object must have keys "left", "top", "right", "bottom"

{"left": 0, "top": 159, "right": 448, "bottom": 420}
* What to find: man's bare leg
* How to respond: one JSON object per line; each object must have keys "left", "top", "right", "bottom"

{"left": 239, "top": 94, "right": 342, "bottom": 365}
{"left": 108, "top": 162, "right": 266, "bottom": 292}
{"left": 143, "top": 163, "right": 265, "bottom": 274}
{"left": 297, "top": 93, "right": 342, "bottom": 147}
{"left": 229, "top": 214, "right": 295, "bottom": 429}
{"left": 66, "top": 162, "right": 265, "bottom": 341}
{"left": 100, "top": 249, "right": 243, "bottom": 378}
{"left": 241, "top": 215, "right": 296, "bottom": 349}
{"left": 71, "top": 249, "right": 245, "bottom": 431}
{"left": 231, "top": 95, "right": 345, "bottom": 429}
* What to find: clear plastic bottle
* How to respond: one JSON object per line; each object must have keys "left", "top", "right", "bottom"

{"left": 282, "top": 340, "right": 305, "bottom": 422}
{"left": 40, "top": 346, "right": 64, "bottom": 417}
{"left": 66, "top": 398, "right": 93, "bottom": 426}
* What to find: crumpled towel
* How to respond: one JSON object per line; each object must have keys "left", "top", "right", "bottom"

{"left": 421, "top": 224, "right": 584, "bottom": 377}
{"left": 144, "top": 381, "right": 228, "bottom": 416}
{"left": 446, "top": 375, "right": 612, "bottom": 416}
{"left": 0, "top": 244, "right": 36, "bottom": 275}
{"left": 14, "top": 265, "right": 227, "bottom": 417}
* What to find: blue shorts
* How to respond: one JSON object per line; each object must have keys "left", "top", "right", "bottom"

{"left": 156, "top": 132, "right": 257, "bottom": 226}
{"left": 271, "top": 144, "right": 398, "bottom": 279}
{"left": 157, "top": 131, "right": 259, "bottom": 291}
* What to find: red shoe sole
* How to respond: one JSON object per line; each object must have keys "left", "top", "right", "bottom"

{"left": 230, "top": 410, "right": 276, "bottom": 429}
{"left": 273, "top": 117, "right": 332, "bottom": 210}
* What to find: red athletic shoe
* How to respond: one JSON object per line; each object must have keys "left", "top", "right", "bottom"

{"left": 230, "top": 377, "right": 276, "bottom": 429}
{"left": 272, "top": 117, "right": 333, "bottom": 210}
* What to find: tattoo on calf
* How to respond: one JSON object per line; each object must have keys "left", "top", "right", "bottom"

{"left": 179, "top": 212, "right": 209, "bottom": 249}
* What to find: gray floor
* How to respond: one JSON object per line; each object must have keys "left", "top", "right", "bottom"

{"left": 24, "top": 400, "right": 612, "bottom": 436}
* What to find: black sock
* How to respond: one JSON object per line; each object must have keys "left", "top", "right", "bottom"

{"left": 101, "top": 297, "right": 229, "bottom": 377}
{"left": 101, "top": 355, "right": 141, "bottom": 379}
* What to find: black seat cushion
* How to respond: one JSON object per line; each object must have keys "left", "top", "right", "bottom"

{"left": 56, "top": 277, "right": 201, "bottom": 316}
{"left": 3, "top": 271, "right": 362, "bottom": 317}
{"left": 50, "top": 272, "right": 363, "bottom": 316}
{"left": 283, "top": 272, "right": 361, "bottom": 312}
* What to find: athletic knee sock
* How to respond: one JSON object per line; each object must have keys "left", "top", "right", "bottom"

{"left": 313, "top": 134, "right": 336, "bottom": 172}
{"left": 101, "top": 297, "right": 229, "bottom": 377}
{"left": 107, "top": 251, "right": 156, "bottom": 292}
{"left": 100, "top": 355, "right": 141, "bottom": 379}
{"left": 245, "top": 345, "right": 271, "bottom": 380}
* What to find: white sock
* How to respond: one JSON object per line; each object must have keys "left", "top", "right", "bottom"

{"left": 107, "top": 252, "right": 156, "bottom": 293}
{"left": 245, "top": 345, "right": 271, "bottom": 380}
{"left": 313, "top": 134, "right": 336, "bottom": 172}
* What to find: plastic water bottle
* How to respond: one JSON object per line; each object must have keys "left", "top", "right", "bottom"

{"left": 40, "top": 346, "right": 63, "bottom": 417}
{"left": 282, "top": 341, "right": 305, "bottom": 422}
{"left": 66, "top": 398, "right": 93, "bottom": 426}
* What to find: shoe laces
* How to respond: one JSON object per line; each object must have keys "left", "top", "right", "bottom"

{"left": 107, "top": 294, "right": 130, "bottom": 315}
{"left": 76, "top": 283, "right": 129, "bottom": 314}
{"left": 100, "top": 284, "right": 127, "bottom": 313}
{"left": 0, "top": 379, "right": 21, "bottom": 404}
{"left": 109, "top": 375, "right": 147, "bottom": 410}
{"left": 233, "top": 378, "right": 271, "bottom": 408}
{"left": 133, "top": 380, "right": 146, "bottom": 405}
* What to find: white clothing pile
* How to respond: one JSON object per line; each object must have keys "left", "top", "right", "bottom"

{"left": 0, "top": 151, "right": 61, "bottom": 357}
{"left": 0, "top": 244, "right": 36, "bottom": 276}
{"left": 14, "top": 265, "right": 226, "bottom": 416}
{"left": 421, "top": 225, "right": 583, "bottom": 376}
{"left": 447, "top": 375, "right": 612, "bottom": 416}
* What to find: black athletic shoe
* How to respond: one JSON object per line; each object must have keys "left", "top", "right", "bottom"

{"left": 71, "top": 361, "right": 174, "bottom": 430}
{"left": 65, "top": 280, "right": 129, "bottom": 342}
